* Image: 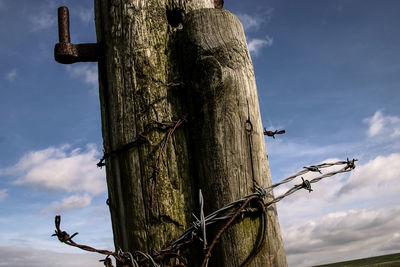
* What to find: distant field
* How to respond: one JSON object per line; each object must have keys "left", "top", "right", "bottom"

{"left": 314, "top": 253, "right": 400, "bottom": 267}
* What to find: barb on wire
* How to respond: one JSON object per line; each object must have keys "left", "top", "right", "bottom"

{"left": 53, "top": 159, "right": 357, "bottom": 267}
{"left": 99, "top": 256, "right": 113, "bottom": 267}
{"left": 303, "top": 165, "right": 322, "bottom": 174}
{"left": 301, "top": 177, "right": 313, "bottom": 193}
{"left": 198, "top": 189, "right": 209, "bottom": 267}
{"left": 263, "top": 128, "right": 285, "bottom": 138}
{"left": 263, "top": 159, "right": 358, "bottom": 207}
{"left": 345, "top": 157, "right": 357, "bottom": 170}
{"left": 52, "top": 215, "right": 126, "bottom": 264}
{"left": 199, "top": 190, "right": 207, "bottom": 252}
{"left": 171, "top": 159, "right": 358, "bottom": 253}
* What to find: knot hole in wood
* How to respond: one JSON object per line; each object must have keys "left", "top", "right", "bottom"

{"left": 166, "top": 8, "right": 184, "bottom": 28}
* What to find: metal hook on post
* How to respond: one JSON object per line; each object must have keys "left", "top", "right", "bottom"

{"left": 54, "top": 6, "right": 99, "bottom": 64}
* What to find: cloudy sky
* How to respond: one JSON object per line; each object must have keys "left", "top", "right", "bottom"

{"left": 0, "top": 0, "right": 399, "bottom": 266}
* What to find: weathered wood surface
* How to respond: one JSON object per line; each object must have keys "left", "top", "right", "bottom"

{"left": 94, "top": 0, "right": 214, "bottom": 256}
{"left": 181, "top": 9, "right": 287, "bottom": 267}
{"left": 94, "top": 0, "right": 286, "bottom": 266}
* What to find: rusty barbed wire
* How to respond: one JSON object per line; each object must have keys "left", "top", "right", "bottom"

{"left": 52, "top": 215, "right": 126, "bottom": 263}
{"left": 263, "top": 128, "right": 286, "bottom": 138}
{"left": 97, "top": 134, "right": 147, "bottom": 168}
{"left": 200, "top": 195, "right": 266, "bottom": 267}
{"left": 97, "top": 118, "right": 185, "bottom": 168}
{"left": 150, "top": 118, "right": 185, "bottom": 210}
{"left": 97, "top": 117, "right": 185, "bottom": 211}
{"left": 99, "top": 257, "right": 113, "bottom": 267}
{"left": 53, "top": 159, "right": 357, "bottom": 266}
{"left": 170, "top": 159, "right": 357, "bottom": 247}
{"left": 241, "top": 199, "right": 268, "bottom": 267}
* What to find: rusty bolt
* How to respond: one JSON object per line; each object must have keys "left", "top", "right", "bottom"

{"left": 54, "top": 6, "right": 98, "bottom": 64}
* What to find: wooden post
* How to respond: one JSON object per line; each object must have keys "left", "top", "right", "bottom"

{"left": 94, "top": 0, "right": 286, "bottom": 266}
{"left": 180, "top": 9, "right": 286, "bottom": 266}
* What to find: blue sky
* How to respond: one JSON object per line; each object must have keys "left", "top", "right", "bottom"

{"left": 1, "top": 0, "right": 399, "bottom": 266}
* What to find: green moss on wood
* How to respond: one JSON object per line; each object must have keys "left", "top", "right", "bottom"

{"left": 95, "top": 1, "right": 286, "bottom": 266}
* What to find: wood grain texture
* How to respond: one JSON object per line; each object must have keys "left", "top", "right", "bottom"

{"left": 94, "top": 0, "right": 214, "bottom": 257}
{"left": 94, "top": 0, "right": 286, "bottom": 266}
{"left": 180, "top": 8, "right": 287, "bottom": 267}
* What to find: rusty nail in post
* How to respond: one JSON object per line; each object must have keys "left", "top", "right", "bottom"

{"left": 54, "top": 6, "right": 99, "bottom": 64}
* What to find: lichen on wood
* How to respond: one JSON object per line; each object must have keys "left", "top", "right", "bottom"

{"left": 180, "top": 8, "right": 287, "bottom": 267}
{"left": 94, "top": 0, "right": 286, "bottom": 266}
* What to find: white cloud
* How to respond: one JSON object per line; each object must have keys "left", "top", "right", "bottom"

{"left": 0, "top": 189, "right": 7, "bottom": 202}
{"left": 66, "top": 63, "right": 98, "bottom": 90}
{"left": 237, "top": 10, "right": 274, "bottom": 57}
{"left": 273, "top": 154, "right": 400, "bottom": 265}
{"left": 41, "top": 194, "right": 92, "bottom": 214}
{"left": 237, "top": 8, "right": 273, "bottom": 32}
{"left": 77, "top": 7, "right": 94, "bottom": 24}
{"left": 238, "top": 14, "right": 265, "bottom": 32}
{"left": 364, "top": 110, "right": 385, "bottom": 137}
{"left": 392, "top": 128, "right": 400, "bottom": 137}
{"left": 381, "top": 232, "right": 400, "bottom": 251}
{"left": 29, "top": 12, "right": 56, "bottom": 32}
{"left": 276, "top": 154, "right": 400, "bottom": 222}
{"left": 274, "top": 158, "right": 347, "bottom": 220}
{"left": 268, "top": 139, "right": 347, "bottom": 158}
{"left": 337, "top": 153, "right": 400, "bottom": 196}
{"left": 248, "top": 36, "right": 273, "bottom": 56}
{"left": 283, "top": 207, "right": 400, "bottom": 266}
{"left": 2, "top": 144, "right": 105, "bottom": 196}
{"left": 363, "top": 110, "right": 400, "bottom": 137}
{"left": 0, "top": 246, "right": 104, "bottom": 267}
{"left": 6, "top": 68, "right": 17, "bottom": 82}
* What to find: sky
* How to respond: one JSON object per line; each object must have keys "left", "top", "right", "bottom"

{"left": 0, "top": 0, "right": 399, "bottom": 266}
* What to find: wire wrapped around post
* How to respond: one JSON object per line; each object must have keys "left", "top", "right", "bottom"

{"left": 52, "top": 159, "right": 358, "bottom": 266}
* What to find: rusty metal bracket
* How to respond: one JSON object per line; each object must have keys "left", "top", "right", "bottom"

{"left": 54, "top": 6, "right": 98, "bottom": 64}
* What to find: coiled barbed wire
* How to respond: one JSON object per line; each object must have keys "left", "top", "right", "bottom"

{"left": 171, "top": 159, "right": 357, "bottom": 247}
{"left": 53, "top": 159, "right": 357, "bottom": 266}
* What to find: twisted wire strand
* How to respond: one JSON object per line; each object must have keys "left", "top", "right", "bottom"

{"left": 134, "top": 251, "right": 160, "bottom": 267}
{"left": 171, "top": 159, "right": 357, "bottom": 247}
{"left": 53, "top": 159, "right": 357, "bottom": 266}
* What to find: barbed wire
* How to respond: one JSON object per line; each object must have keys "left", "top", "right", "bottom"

{"left": 96, "top": 117, "right": 185, "bottom": 213}
{"left": 150, "top": 118, "right": 185, "bottom": 210}
{"left": 52, "top": 216, "right": 126, "bottom": 263}
{"left": 263, "top": 128, "right": 286, "bottom": 138}
{"left": 97, "top": 118, "right": 185, "bottom": 168}
{"left": 53, "top": 158, "right": 357, "bottom": 266}
{"left": 170, "top": 159, "right": 357, "bottom": 248}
